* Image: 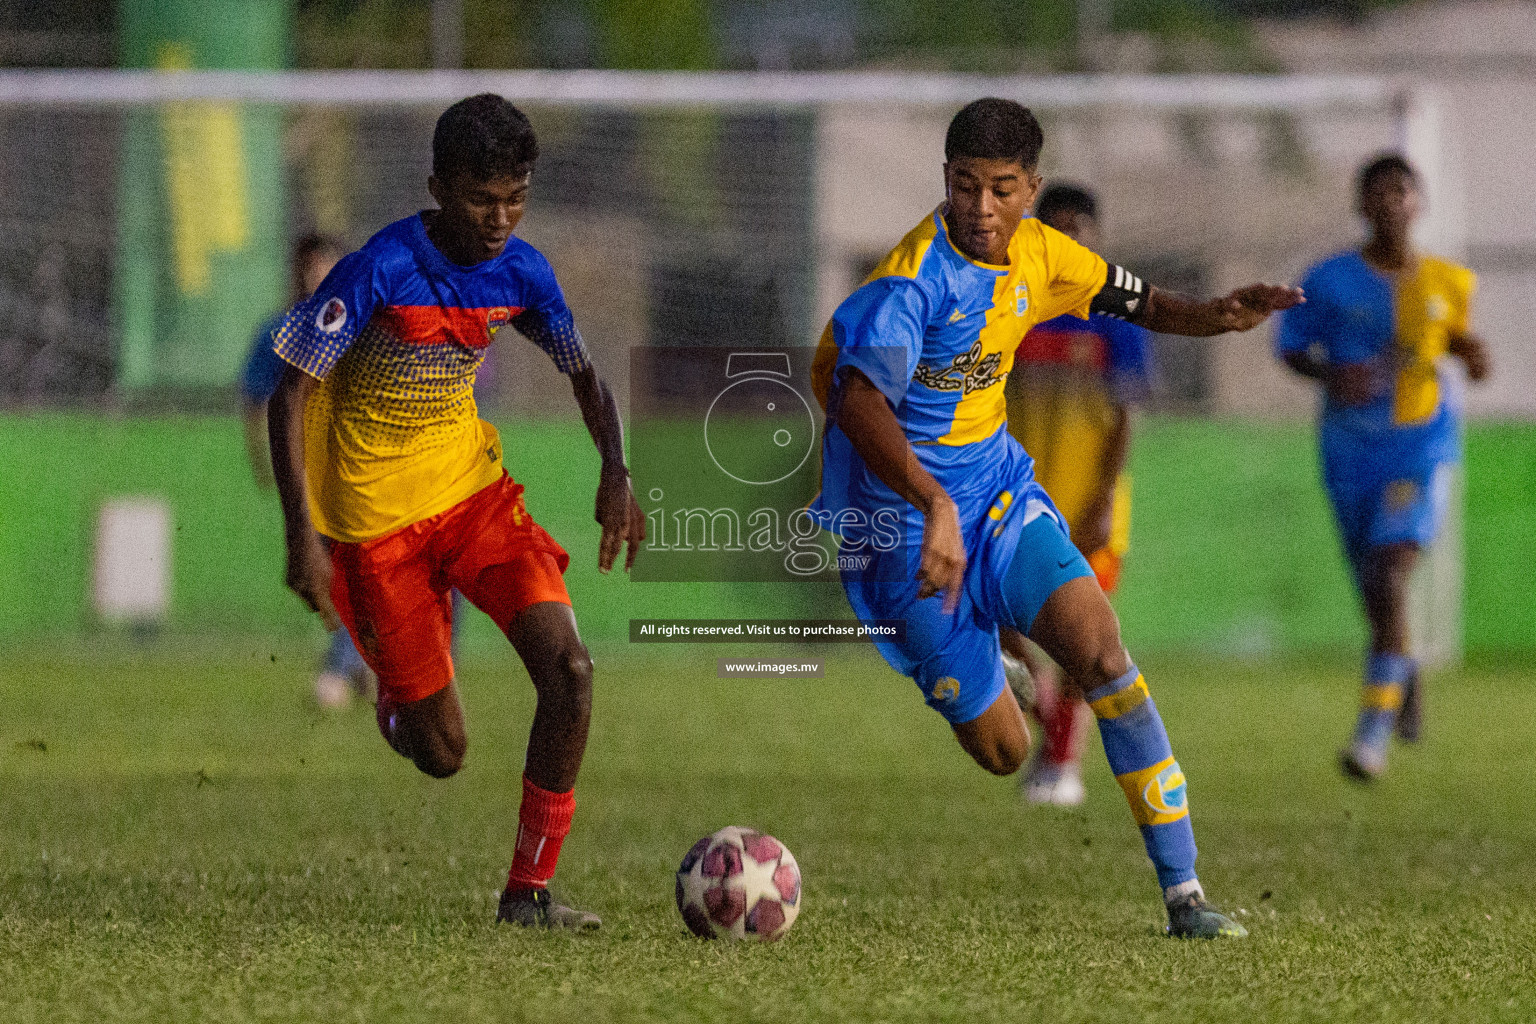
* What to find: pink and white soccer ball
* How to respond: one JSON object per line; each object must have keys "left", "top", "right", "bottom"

{"left": 675, "top": 825, "right": 801, "bottom": 941}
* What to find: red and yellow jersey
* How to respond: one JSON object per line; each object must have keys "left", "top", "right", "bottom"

{"left": 274, "top": 214, "right": 590, "bottom": 543}
{"left": 1006, "top": 312, "right": 1151, "bottom": 545}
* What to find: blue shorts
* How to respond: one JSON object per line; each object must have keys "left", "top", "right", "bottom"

{"left": 1324, "top": 449, "right": 1454, "bottom": 571}
{"left": 841, "top": 484, "right": 1094, "bottom": 725}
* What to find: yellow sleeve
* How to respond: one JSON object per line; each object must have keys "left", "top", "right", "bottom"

{"left": 1449, "top": 263, "right": 1477, "bottom": 335}
{"left": 1036, "top": 221, "right": 1110, "bottom": 323}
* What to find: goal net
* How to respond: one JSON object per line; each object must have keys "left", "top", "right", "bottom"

{"left": 0, "top": 69, "right": 1460, "bottom": 661}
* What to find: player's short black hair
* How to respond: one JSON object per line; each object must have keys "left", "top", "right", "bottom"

{"left": 945, "top": 98, "right": 1044, "bottom": 170}
{"left": 1035, "top": 183, "right": 1098, "bottom": 224}
{"left": 1357, "top": 152, "right": 1417, "bottom": 199}
{"left": 432, "top": 93, "right": 540, "bottom": 181}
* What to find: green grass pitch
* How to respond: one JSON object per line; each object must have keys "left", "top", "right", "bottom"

{"left": 2, "top": 639, "right": 1534, "bottom": 1022}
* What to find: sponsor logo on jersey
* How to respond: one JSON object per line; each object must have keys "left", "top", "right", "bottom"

{"left": 948, "top": 307, "right": 967, "bottom": 324}
{"left": 316, "top": 297, "right": 347, "bottom": 334}
{"left": 1141, "top": 761, "right": 1187, "bottom": 817}
{"left": 911, "top": 339, "right": 1006, "bottom": 396}
{"left": 930, "top": 677, "right": 960, "bottom": 704}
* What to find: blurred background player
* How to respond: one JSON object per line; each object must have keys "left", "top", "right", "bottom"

{"left": 813, "top": 98, "right": 1301, "bottom": 937}
{"left": 268, "top": 94, "right": 645, "bottom": 928}
{"left": 238, "top": 233, "right": 377, "bottom": 709}
{"left": 1000, "top": 183, "right": 1152, "bottom": 807}
{"left": 1278, "top": 154, "right": 1489, "bottom": 782}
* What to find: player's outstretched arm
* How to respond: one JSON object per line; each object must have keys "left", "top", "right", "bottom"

{"left": 1138, "top": 283, "right": 1305, "bottom": 337}
{"left": 1448, "top": 331, "right": 1492, "bottom": 382}
{"left": 569, "top": 365, "right": 645, "bottom": 573}
{"left": 835, "top": 369, "right": 965, "bottom": 613}
{"left": 268, "top": 365, "right": 342, "bottom": 630}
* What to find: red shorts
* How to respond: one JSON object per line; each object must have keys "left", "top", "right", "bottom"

{"left": 329, "top": 474, "right": 571, "bottom": 704}
{"left": 1086, "top": 547, "right": 1123, "bottom": 595}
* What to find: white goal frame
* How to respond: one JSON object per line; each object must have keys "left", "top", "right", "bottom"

{"left": 0, "top": 68, "right": 1462, "bottom": 665}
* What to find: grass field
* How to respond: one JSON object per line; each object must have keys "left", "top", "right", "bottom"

{"left": 3, "top": 638, "right": 1535, "bottom": 1023}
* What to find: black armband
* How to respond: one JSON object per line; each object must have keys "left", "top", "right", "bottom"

{"left": 1090, "top": 264, "right": 1148, "bottom": 323}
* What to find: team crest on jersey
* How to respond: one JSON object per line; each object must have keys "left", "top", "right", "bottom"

{"left": 930, "top": 677, "right": 960, "bottom": 704}
{"left": 1427, "top": 293, "right": 1450, "bottom": 321}
{"left": 1141, "top": 762, "right": 1188, "bottom": 817}
{"left": 1014, "top": 282, "right": 1030, "bottom": 316}
{"left": 911, "top": 339, "right": 1006, "bottom": 395}
{"left": 487, "top": 306, "right": 511, "bottom": 339}
{"left": 315, "top": 297, "right": 347, "bottom": 334}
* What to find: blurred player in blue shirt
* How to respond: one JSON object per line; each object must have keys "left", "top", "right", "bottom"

{"left": 1001, "top": 183, "right": 1153, "bottom": 807}
{"left": 1278, "top": 154, "right": 1490, "bottom": 781}
{"left": 239, "top": 233, "right": 375, "bottom": 709}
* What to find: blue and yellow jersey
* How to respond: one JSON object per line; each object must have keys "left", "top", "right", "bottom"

{"left": 239, "top": 310, "right": 289, "bottom": 406}
{"left": 1278, "top": 250, "right": 1474, "bottom": 444}
{"left": 811, "top": 208, "right": 1108, "bottom": 540}
{"left": 274, "top": 214, "right": 591, "bottom": 543}
{"left": 1005, "top": 312, "right": 1149, "bottom": 544}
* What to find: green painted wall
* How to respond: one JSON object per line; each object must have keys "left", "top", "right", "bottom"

{"left": 1, "top": 414, "right": 1532, "bottom": 655}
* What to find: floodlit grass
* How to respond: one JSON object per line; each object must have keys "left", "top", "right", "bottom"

{"left": 2, "top": 638, "right": 1534, "bottom": 1022}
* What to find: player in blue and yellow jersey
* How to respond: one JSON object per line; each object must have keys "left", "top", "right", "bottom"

{"left": 1278, "top": 154, "right": 1489, "bottom": 782}
{"left": 812, "top": 99, "right": 1302, "bottom": 937}
{"left": 238, "top": 233, "right": 378, "bottom": 710}
{"left": 999, "top": 183, "right": 1153, "bottom": 808}
{"left": 267, "top": 95, "right": 645, "bottom": 930}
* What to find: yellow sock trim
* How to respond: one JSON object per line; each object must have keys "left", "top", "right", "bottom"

{"left": 1362, "top": 683, "right": 1405, "bottom": 711}
{"left": 1090, "top": 674, "right": 1150, "bottom": 721}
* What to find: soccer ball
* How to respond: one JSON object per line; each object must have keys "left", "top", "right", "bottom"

{"left": 675, "top": 826, "right": 801, "bottom": 941}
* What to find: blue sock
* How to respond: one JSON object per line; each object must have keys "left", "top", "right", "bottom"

{"left": 1353, "top": 652, "right": 1411, "bottom": 751}
{"left": 324, "top": 627, "right": 366, "bottom": 677}
{"left": 1086, "top": 665, "right": 1198, "bottom": 896}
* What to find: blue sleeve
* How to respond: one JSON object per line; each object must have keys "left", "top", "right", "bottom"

{"left": 273, "top": 249, "right": 383, "bottom": 380}
{"left": 1099, "top": 315, "right": 1152, "bottom": 405}
{"left": 238, "top": 314, "right": 289, "bottom": 404}
{"left": 829, "top": 277, "right": 932, "bottom": 405}
{"left": 1277, "top": 266, "right": 1328, "bottom": 358}
{"left": 510, "top": 252, "right": 592, "bottom": 374}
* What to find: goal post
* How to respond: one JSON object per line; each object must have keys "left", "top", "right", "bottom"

{"left": 0, "top": 68, "right": 1460, "bottom": 662}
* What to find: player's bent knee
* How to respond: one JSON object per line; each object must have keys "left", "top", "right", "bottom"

{"left": 954, "top": 689, "right": 1031, "bottom": 775}
{"left": 395, "top": 684, "right": 467, "bottom": 779}
{"left": 1085, "top": 644, "right": 1132, "bottom": 691}
{"left": 563, "top": 645, "right": 594, "bottom": 687}
{"left": 978, "top": 733, "right": 1029, "bottom": 776}
{"left": 412, "top": 727, "right": 467, "bottom": 779}
{"left": 552, "top": 645, "right": 594, "bottom": 708}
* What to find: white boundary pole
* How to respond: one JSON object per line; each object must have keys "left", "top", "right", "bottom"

{"left": 1396, "top": 85, "right": 1465, "bottom": 669}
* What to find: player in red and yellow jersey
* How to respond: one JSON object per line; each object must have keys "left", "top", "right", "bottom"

{"left": 268, "top": 95, "right": 644, "bottom": 930}
{"left": 1000, "top": 184, "right": 1152, "bottom": 807}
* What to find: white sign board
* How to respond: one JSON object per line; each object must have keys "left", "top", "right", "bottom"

{"left": 93, "top": 497, "right": 171, "bottom": 624}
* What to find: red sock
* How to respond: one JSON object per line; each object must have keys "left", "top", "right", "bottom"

{"left": 506, "top": 775, "right": 575, "bottom": 892}
{"left": 1045, "top": 696, "right": 1089, "bottom": 766}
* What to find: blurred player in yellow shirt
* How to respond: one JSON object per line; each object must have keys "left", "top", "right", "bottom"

{"left": 1001, "top": 184, "right": 1153, "bottom": 807}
